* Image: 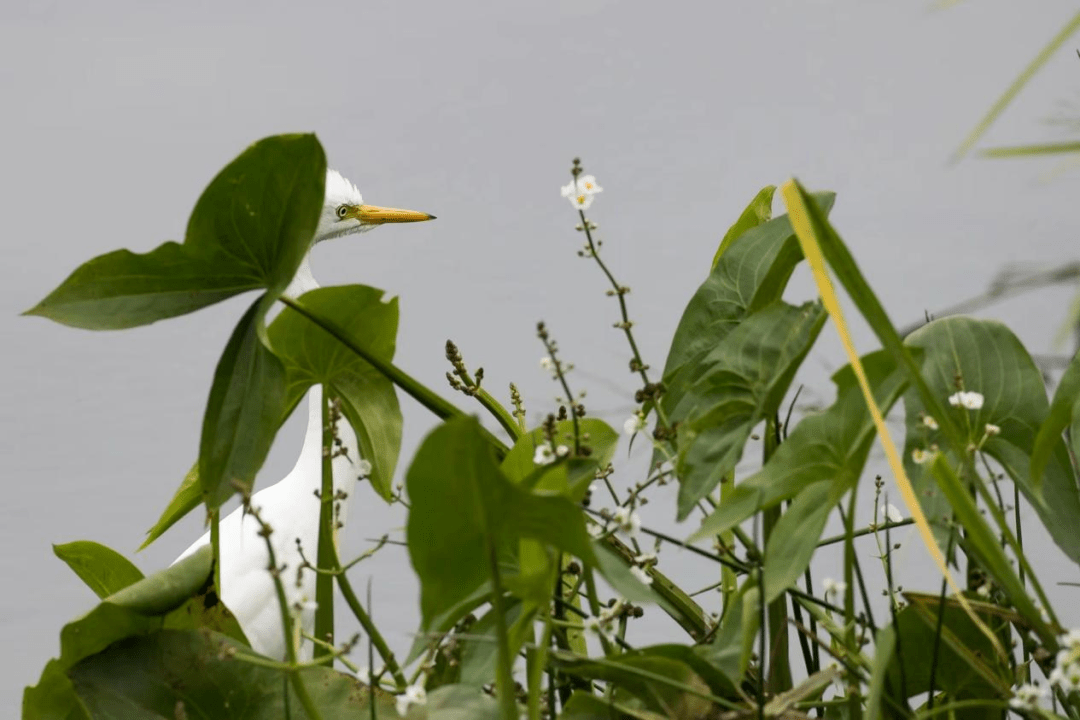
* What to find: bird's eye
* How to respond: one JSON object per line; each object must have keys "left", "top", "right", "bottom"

{"left": 336, "top": 205, "right": 349, "bottom": 219}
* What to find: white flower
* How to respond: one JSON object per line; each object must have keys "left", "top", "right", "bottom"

{"left": 630, "top": 565, "right": 653, "bottom": 585}
{"left": 633, "top": 551, "right": 658, "bottom": 566}
{"left": 977, "top": 583, "right": 991, "bottom": 598}
{"left": 1051, "top": 661, "right": 1080, "bottom": 693}
{"left": 560, "top": 175, "right": 603, "bottom": 210}
{"left": 533, "top": 443, "right": 556, "bottom": 465}
{"left": 984, "top": 423, "right": 1001, "bottom": 436}
{"left": 624, "top": 413, "right": 644, "bottom": 435}
{"left": 1009, "top": 683, "right": 1045, "bottom": 711}
{"left": 911, "top": 447, "right": 929, "bottom": 465}
{"left": 395, "top": 683, "right": 428, "bottom": 716}
{"left": 881, "top": 503, "right": 903, "bottom": 524}
{"left": 540, "top": 357, "right": 554, "bottom": 371}
{"left": 922, "top": 415, "right": 939, "bottom": 430}
{"left": 948, "top": 391, "right": 984, "bottom": 410}
{"left": 1060, "top": 628, "right": 1080, "bottom": 652}
{"left": 612, "top": 506, "right": 641, "bottom": 539}
{"left": 583, "top": 616, "right": 609, "bottom": 639}
{"left": 587, "top": 522, "right": 604, "bottom": 538}
{"left": 356, "top": 458, "right": 372, "bottom": 477}
{"left": 823, "top": 578, "right": 846, "bottom": 599}
{"left": 556, "top": 444, "right": 570, "bottom": 457}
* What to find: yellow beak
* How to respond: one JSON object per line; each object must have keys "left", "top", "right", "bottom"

{"left": 356, "top": 204, "right": 436, "bottom": 224}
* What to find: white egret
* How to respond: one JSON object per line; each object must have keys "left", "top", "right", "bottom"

{"left": 175, "top": 169, "right": 434, "bottom": 659}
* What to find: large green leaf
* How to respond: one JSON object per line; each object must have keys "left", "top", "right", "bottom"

{"left": 903, "top": 316, "right": 1080, "bottom": 564}
{"left": 185, "top": 134, "right": 326, "bottom": 295}
{"left": 662, "top": 192, "right": 834, "bottom": 385}
{"left": 199, "top": 296, "right": 288, "bottom": 508}
{"left": 695, "top": 580, "right": 760, "bottom": 684}
{"left": 670, "top": 300, "right": 827, "bottom": 518}
{"left": 25, "top": 134, "right": 326, "bottom": 330}
{"left": 65, "top": 629, "right": 398, "bottom": 719}
{"left": 406, "top": 417, "right": 597, "bottom": 633}
{"left": 268, "top": 285, "right": 402, "bottom": 500}
{"left": 53, "top": 541, "right": 145, "bottom": 599}
{"left": 691, "top": 350, "right": 909, "bottom": 541}
{"left": 23, "top": 548, "right": 214, "bottom": 718}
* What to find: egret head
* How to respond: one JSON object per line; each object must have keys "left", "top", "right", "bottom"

{"left": 314, "top": 169, "right": 435, "bottom": 243}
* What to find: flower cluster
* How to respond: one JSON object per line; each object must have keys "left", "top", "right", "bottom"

{"left": 533, "top": 442, "right": 570, "bottom": 465}
{"left": 560, "top": 175, "right": 603, "bottom": 210}
{"left": 948, "top": 390, "right": 984, "bottom": 410}
{"left": 395, "top": 683, "right": 427, "bottom": 716}
{"left": 1050, "top": 629, "right": 1080, "bottom": 694}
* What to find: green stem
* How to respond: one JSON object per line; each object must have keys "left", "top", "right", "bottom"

{"left": 527, "top": 604, "right": 554, "bottom": 720}
{"left": 475, "top": 387, "right": 522, "bottom": 441}
{"left": 488, "top": 541, "right": 518, "bottom": 720}
{"left": 314, "top": 390, "right": 335, "bottom": 661}
{"left": 210, "top": 507, "right": 221, "bottom": 596}
{"left": 762, "top": 418, "right": 792, "bottom": 694}
{"left": 843, "top": 489, "right": 860, "bottom": 720}
{"left": 331, "top": 543, "right": 408, "bottom": 690}
{"left": 279, "top": 295, "right": 508, "bottom": 452}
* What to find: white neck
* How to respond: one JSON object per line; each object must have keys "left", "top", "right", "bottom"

{"left": 284, "top": 254, "right": 319, "bottom": 297}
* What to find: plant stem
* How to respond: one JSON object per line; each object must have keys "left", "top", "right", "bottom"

{"left": 488, "top": 540, "right": 519, "bottom": 720}
{"left": 762, "top": 417, "right": 792, "bottom": 694}
{"left": 279, "top": 295, "right": 507, "bottom": 452}
{"left": 314, "top": 390, "right": 335, "bottom": 661}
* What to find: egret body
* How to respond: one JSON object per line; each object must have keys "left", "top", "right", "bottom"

{"left": 175, "top": 169, "right": 433, "bottom": 659}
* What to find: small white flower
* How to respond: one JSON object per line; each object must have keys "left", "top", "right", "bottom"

{"left": 395, "top": 683, "right": 427, "bottom": 716}
{"left": 540, "top": 357, "right": 554, "bottom": 371}
{"left": 583, "top": 616, "right": 608, "bottom": 639}
{"left": 922, "top": 415, "right": 939, "bottom": 430}
{"left": 356, "top": 458, "right": 373, "bottom": 477}
{"left": 1051, "top": 661, "right": 1080, "bottom": 693}
{"left": 977, "top": 582, "right": 991, "bottom": 598}
{"left": 533, "top": 444, "right": 556, "bottom": 465}
{"left": 560, "top": 175, "right": 603, "bottom": 210}
{"left": 1060, "top": 628, "right": 1080, "bottom": 652}
{"left": 880, "top": 503, "right": 904, "bottom": 524}
{"left": 948, "top": 391, "right": 984, "bottom": 410}
{"left": 984, "top": 423, "right": 1001, "bottom": 436}
{"left": 587, "top": 522, "right": 604, "bottom": 538}
{"left": 1009, "top": 683, "right": 1045, "bottom": 711}
{"left": 623, "top": 413, "right": 644, "bottom": 435}
{"left": 612, "top": 506, "right": 641, "bottom": 539}
{"left": 556, "top": 444, "right": 570, "bottom": 457}
{"left": 823, "top": 578, "right": 846, "bottom": 599}
{"left": 630, "top": 565, "right": 653, "bottom": 585}
{"left": 633, "top": 551, "right": 658, "bottom": 566}
{"left": 911, "top": 447, "right": 929, "bottom": 464}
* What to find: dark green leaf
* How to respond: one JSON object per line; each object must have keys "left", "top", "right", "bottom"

{"left": 406, "top": 417, "right": 597, "bottom": 633}
{"left": 711, "top": 185, "right": 775, "bottom": 269}
{"left": 662, "top": 192, "right": 834, "bottom": 384}
{"left": 762, "top": 482, "right": 837, "bottom": 604}
{"left": 268, "top": 285, "right": 402, "bottom": 500}
{"left": 53, "top": 541, "right": 144, "bottom": 599}
{"left": 904, "top": 317, "right": 1080, "bottom": 563}
{"left": 66, "top": 629, "right": 397, "bottom": 719}
{"left": 185, "top": 133, "right": 326, "bottom": 294}
{"left": 200, "top": 296, "right": 288, "bottom": 507}
{"left": 23, "top": 548, "right": 214, "bottom": 716}
{"left": 24, "top": 243, "right": 262, "bottom": 330}
{"left": 692, "top": 350, "right": 909, "bottom": 540}
{"left": 671, "top": 300, "right": 827, "bottom": 518}
{"left": 25, "top": 134, "right": 326, "bottom": 330}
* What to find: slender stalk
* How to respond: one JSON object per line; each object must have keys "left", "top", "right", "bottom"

{"left": 842, "top": 489, "right": 859, "bottom": 720}
{"left": 528, "top": 604, "right": 555, "bottom": 720}
{"left": 210, "top": 507, "right": 221, "bottom": 596}
{"left": 488, "top": 541, "right": 519, "bottom": 720}
{"left": 313, "top": 390, "right": 335, "bottom": 661}
{"left": 331, "top": 543, "right": 408, "bottom": 690}
{"left": 817, "top": 519, "right": 915, "bottom": 548}
{"left": 762, "top": 418, "right": 792, "bottom": 693}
